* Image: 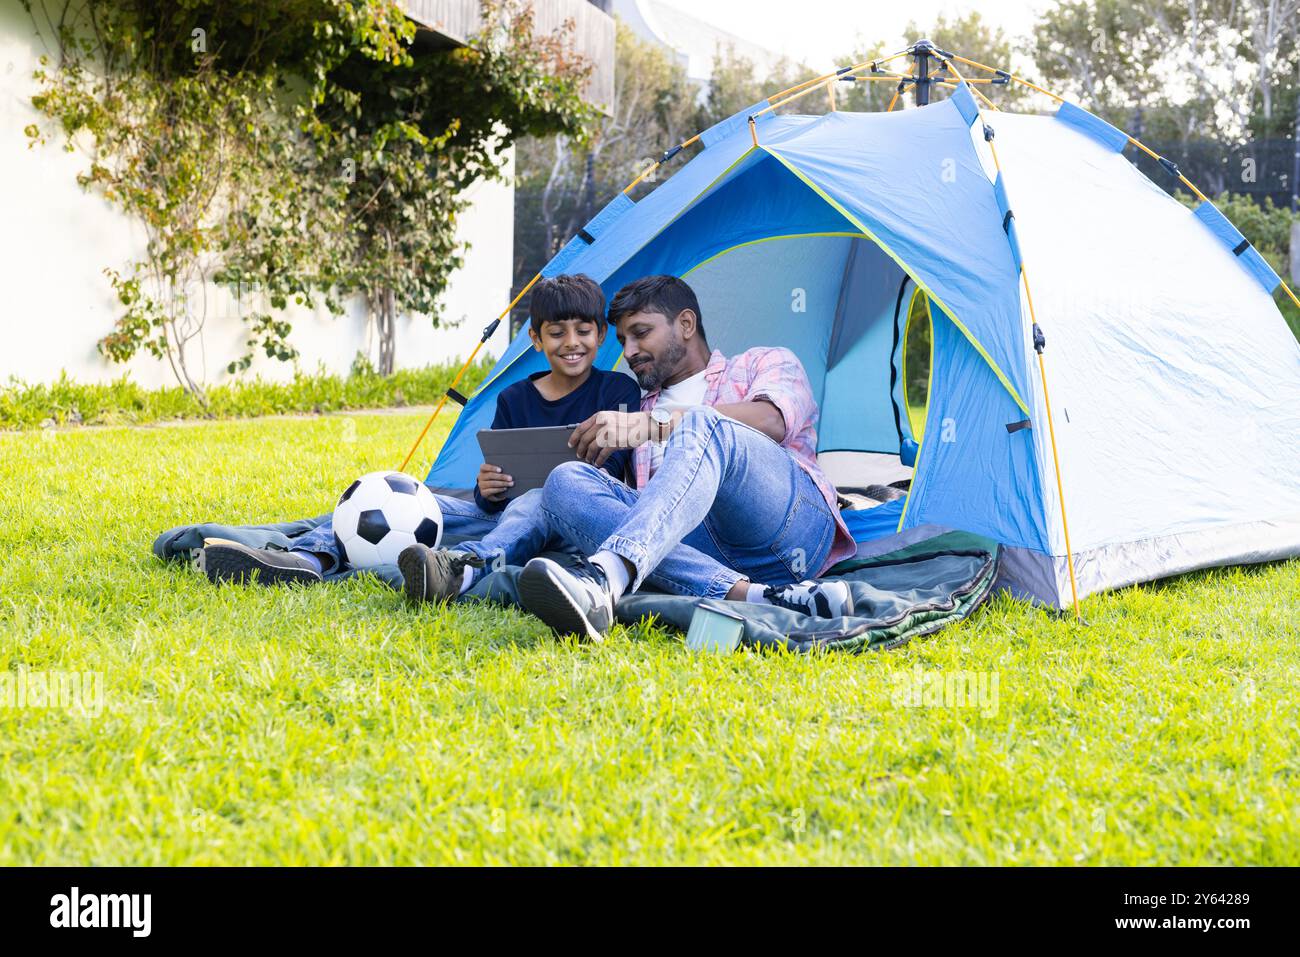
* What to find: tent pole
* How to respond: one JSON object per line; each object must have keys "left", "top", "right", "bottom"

{"left": 623, "top": 133, "right": 701, "bottom": 195}
{"left": 939, "top": 53, "right": 1085, "bottom": 618}
{"left": 935, "top": 79, "right": 999, "bottom": 110}
{"left": 760, "top": 56, "right": 905, "bottom": 116}
{"left": 943, "top": 53, "right": 1217, "bottom": 204}
{"left": 1026, "top": 287, "right": 1084, "bottom": 619}
{"left": 397, "top": 273, "right": 540, "bottom": 475}
{"left": 886, "top": 67, "right": 913, "bottom": 112}
{"left": 1280, "top": 279, "right": 1300, "bottom": 311}
{"left": 912, "top": 39, "right": 934, "bottom": 107}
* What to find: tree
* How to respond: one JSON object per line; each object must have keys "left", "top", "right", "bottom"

{"left": 1034, "top": 1, "right": 1166, "bottom": 124}
{"left": 1035, "top": 1, "right": 1298, "bottom": 140}
{"left": 1034, "top": 1, "right": 1298, "bottom": 205}
{"left": 512, "top": 23, "right": 697, "bottom": 322}
{"left": 693, "top": 44, "right": 806, "bottom": 127}
{"left": 303, "top": 1, "right": 594, "bottom": 374}
{"left": 511, "top": 27, "right": 825, "bottom": 328}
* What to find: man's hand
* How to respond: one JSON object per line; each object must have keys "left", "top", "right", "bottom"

{"left": 477, "top": 462, "right": 513, "bottom": 501}
{"left": 569, "top": 410, "right": 653, "bottom": 467}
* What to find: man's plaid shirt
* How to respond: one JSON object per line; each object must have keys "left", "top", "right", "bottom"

{"left": 634, "top": 347, "right": 856, "bottom": 575}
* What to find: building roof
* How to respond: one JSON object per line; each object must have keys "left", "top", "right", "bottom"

{"left": 612, "top": 0, "right": 788, "bottom": 84}
{"left": 403, "top": 1, "right": 616, "bottom": 113}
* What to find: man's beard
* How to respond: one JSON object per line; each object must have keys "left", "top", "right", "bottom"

{"left": 631, "top": 336, "right": 688, "bottom": 392}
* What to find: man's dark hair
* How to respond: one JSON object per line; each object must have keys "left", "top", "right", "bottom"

{"left": 608, "top": 275, "right": 706, "bottom": 343}
{"left": 529, "top": 274, "right": 606, "bottom": 334}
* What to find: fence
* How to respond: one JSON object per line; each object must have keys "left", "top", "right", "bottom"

{"left": 1136, "top": 137, "right": 1298, "bottom": 210}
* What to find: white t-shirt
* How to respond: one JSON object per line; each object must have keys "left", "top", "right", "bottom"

{"left": 646, "top": 369, "right": 709, "bottom": 477}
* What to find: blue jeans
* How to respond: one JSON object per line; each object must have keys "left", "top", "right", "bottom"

{"left": 539, "top": 406, "right": 838, "bottom": 599}
{"left": 291, "top": 488, "right": 556, "bottom": 572}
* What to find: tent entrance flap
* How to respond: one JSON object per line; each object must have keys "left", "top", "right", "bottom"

{"left": 681, "top": 233, "right": 908, "bottom": 457}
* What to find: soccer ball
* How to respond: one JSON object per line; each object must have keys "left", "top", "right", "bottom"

{"left": 332, "top": 471, "right": 443, "bottom": 569}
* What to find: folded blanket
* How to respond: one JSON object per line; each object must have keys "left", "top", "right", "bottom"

{"left": 466, "top": 528, "right": 1001, "bottom": 654}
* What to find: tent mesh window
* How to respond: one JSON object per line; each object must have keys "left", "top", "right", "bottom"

{"left": 903, "top": 289, "right": 932, "bottom": 442}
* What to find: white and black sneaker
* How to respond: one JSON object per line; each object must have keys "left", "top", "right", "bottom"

{"left": 517, "top": 556, "right": 616, "bottom": 642}
{"left": 763, "top": 579, "right": 855, "bottom": 618}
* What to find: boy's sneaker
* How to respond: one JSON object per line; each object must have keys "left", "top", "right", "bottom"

{"left": 200, "top": 540, "right": 323, "bottom": 586}
{"left": 398, "top": 544, "right": 485, "bottom": 605}
{"left": 517, "top": 556, "right": 616, "bottom": 642}
{"left": 762, "top": 579, "right": 855, "bottom": 618}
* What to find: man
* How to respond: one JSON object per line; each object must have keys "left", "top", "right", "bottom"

{"left": 516, "top": 275, "right": 858, "bottom": 640}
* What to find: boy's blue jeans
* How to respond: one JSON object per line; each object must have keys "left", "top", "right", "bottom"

{"left": 539, "top": 406, "right": 838, "bottom": 599}
{"left": 290, "top": 488, "right": 557, "bottom": 573}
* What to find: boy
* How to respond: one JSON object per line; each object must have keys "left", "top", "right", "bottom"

{"left": 200, "top": 275, "right": 641, "bottom": 598}
{"left": 396, "top": 273, "right": 641, "bottom": 603}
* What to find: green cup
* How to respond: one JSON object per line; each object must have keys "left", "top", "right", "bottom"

{"left": 685, "top": 602, "right": 745, "bottom": 654}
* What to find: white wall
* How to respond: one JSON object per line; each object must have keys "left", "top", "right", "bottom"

{"left": 0, "top": 1, "right": 514, "bottom": 390}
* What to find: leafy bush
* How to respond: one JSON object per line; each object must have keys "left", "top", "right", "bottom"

{"left": 0, "top": 358, "right": 493, "bottom": 431}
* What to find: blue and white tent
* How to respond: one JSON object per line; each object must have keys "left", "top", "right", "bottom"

{"left": 426, "top": 80, "right": 1300, "bottom": 609}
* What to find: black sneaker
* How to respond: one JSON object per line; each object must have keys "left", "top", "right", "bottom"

{"left": 763, "top": 579, "right": 855, "bottom": 618}
{"left": 864, "top": 483, "right": 908, "bottom": 503}
{"left": 398, "top": 544, "right": 485, "bottom": 605}
{"left": 517, "top": 556, "right": 616, "bottom": 642}
{"left": 200, "top": 540, "right": 323, "bottom": 586}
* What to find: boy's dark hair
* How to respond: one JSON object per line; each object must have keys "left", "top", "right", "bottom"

{"left": 607, "top": 275, "right": 705, "bottom": 343}
{"left": 529, "top": 274, "right": 606, "bottom": 334}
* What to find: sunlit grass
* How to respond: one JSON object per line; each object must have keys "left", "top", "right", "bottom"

{"left": 1, "top": 411, "right": 1297, "bottom": 864}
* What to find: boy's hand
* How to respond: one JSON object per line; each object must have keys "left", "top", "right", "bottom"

{"left": 570, "top": 411, "right": 652, "bottom": 467}
{"left": 477, "top": 463, "right": 514, "bottom": 501}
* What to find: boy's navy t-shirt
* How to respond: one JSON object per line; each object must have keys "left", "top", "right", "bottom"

{"left": 475, "top": 368, "right": 643, "bottom": 513}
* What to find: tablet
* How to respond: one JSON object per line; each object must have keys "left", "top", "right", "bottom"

{"left": 476, "top": 425, "right": 581, "bottom": 500}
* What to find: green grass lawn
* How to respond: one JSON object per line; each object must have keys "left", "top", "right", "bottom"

{"left": 2, "top": 410, "right": 1298, "bottom": 865}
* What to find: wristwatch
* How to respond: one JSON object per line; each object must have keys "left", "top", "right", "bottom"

{"left": 649, "top": 407, "right": 673, "bottom": 441}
